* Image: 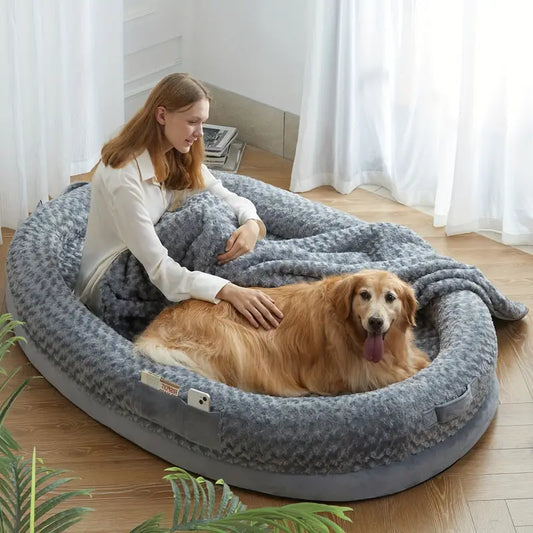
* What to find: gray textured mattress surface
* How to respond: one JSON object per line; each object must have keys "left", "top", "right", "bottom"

{"left": 6, "top": 174, "right": 527, "bottom": 501}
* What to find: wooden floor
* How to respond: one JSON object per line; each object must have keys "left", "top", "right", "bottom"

{"left": 1, "top": 146, "right": 532, "bottom": 532}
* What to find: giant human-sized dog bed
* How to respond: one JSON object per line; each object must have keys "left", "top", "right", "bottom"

{"left": 6, "top": 173, "right": 527, "bottom": 502}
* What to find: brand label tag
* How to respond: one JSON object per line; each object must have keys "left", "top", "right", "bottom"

{"left": 140, "top": 370, "right": 180, "bottom": 396}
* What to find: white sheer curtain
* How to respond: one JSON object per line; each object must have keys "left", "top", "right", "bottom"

{"left": 0, "top": 0, "right": 124, "bottom": 244}
{"left": 292, "top": 0, "right": 533, "bottom": 245}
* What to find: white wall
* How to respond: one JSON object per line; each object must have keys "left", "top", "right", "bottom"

{"left": 186, "top": 0, "right": 309, "bottom": 115}
{"left": 123, "top": 0, "right": 309, "bottom": 119}
{"left": 124, "top": 0, "right": 192, "bottom": 119}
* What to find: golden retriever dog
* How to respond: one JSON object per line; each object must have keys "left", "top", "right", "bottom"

{"left": 134, "top": 269, "right": 429, "bottom": 396}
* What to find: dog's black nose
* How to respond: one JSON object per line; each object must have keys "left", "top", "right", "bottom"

{"left": 368, "top": 316, "right": 384, "bottom": 332}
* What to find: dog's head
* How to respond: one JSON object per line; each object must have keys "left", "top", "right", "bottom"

{"left": 333, "top": 270, "right": 418, "bottom": 362}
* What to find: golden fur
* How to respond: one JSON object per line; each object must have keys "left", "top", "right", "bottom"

{"left": 134, "top": 269, "right": 430, "bottom": 396}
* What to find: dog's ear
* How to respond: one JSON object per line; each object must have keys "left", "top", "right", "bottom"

{"left": 332, "top": 274, "right": 361, "bottom": 320}
{"left": 399, "top": 282, "right": 418, "bottom": 327}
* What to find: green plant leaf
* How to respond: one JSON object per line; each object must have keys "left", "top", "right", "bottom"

{"left": 30, "top": 447, "right": 36, "bottom": 532}
{"left": 0, "top": 313, "right": 21, "bottom": 328}
{"left": 168, "top": 478, "right": 183, "bottom": 528}
{"left": 214, "top": 478, "right": 233, "bottom": 519}
{"left": 0, "top": 495, "right": 15, "bottom": 531}
{"left": 21, "top": 474, "right": 84, "bottom": 517}
{"left": 0, "top": 366, "right": 20, "bottom": 395}
{"left": 0, "top": 376, "right": 33, "bottom": 429}
{"left": 195, "top": 476, "right": 208, "bottom": 520}
{"left": 21, "top": 488, "right": 92, "bottom": 530}
{"left": 176, "top": 502, "right": 353, "bottom": 532}
{"left": 7, "top": 456, "right": 36, "bottom": 506}
{"left": 222, "top": 489, "right": 244, "bottom": 518}
{"left": 155, "top": 467, "right": 352, "bottom": 533}
{"left": 163, "top": 467, "right": 247, "bottom": 531}
{"left": 204, "top": 475, "right": 216, "bottom": 519}
{"left": 34, "top": 506, "right": 93, "bottom": 533}
{"left": 0, "top": 331, "right": 24, "bottom": 356}
{"left": 0, "top": 313, "right": 25, "bottom": 366}
{"left": 0, "top": 313, "right": 23, "bottom": 341}
{"left": 0, "top": 425, "right": 20, "bottom": 456}
{"left": 129, "top": 513, "right": 167, "bottom": 533}
{"left": 178, "top": 477, "right": 191, "bottom": 522}
{"left": 189, "top": 469, "right": 201, "bottom": 521}
{"left": 0, "top": 508, "right": 10, "bottom": 533}
{"left": 0, "top": 314, "right": 92, "bottom": 532}
{"left": 0, "top": 452, "right": 92, "bottom": 533}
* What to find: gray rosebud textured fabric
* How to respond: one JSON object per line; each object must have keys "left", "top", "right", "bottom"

{"left": 6, "top": 174, "right": 528, "bottom": 477}
{"left": 98, "top": 173, "right": 527, "bottom": 340}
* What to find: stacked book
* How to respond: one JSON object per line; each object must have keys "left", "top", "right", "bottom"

{"left": 203, "top": 124, "right": 246, "bottom": 173}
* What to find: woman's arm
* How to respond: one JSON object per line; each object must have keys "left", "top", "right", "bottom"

{"left": 202, "top": 165, "right": 266, "bottom": 264}
{"left": 201, "top": 166, "right": 283, "bottom": 327}
{"left": 107, "top": 167, "right": 282, "bottom": 328}
{"left": 108, "top": 169, "right": 229, "bottom": 303}
{"left": 216, "top": 283, "right": 283, "bottom": 329}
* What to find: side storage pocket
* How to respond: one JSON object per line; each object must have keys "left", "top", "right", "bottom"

{"left": 132, "top": 382, "right": 221, "bottom": 450}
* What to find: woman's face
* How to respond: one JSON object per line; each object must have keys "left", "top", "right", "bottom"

{"left": 156, "top": 98, "right": 209, "bottom": 154}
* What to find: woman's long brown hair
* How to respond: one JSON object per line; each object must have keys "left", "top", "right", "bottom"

{"left": 101, "top": 73, "right": 210, "bottom": 190}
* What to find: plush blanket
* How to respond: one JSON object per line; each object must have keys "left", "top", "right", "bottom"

{"left": 98, "top": 174, "right": 528, "bottom": 340}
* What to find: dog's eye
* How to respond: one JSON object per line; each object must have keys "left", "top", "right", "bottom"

{"left": 360, "top": 290, "right": 371, "bottom": 300}
{"left": 385, "top": 292, "right": 396, "bottom": 303}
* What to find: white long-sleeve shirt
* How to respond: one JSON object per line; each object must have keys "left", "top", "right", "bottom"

{"left": 75, "top": 149, "right": 264, "bottom": 312}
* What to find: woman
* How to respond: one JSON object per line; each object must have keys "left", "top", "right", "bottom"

{"left": 75, "top": 73, "right": 282, "bottom": 330}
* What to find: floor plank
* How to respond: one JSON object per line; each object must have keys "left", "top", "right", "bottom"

{"left": 447, "top": 449, "right": 533, "bottom": 475}
{"left": 508, "top": 499, "right": 533, "bottom": 528}
{"left": 468, "top": 500, "right": 516, "bottom": 533}
{"left": 492, "top": 403, "right": 533, "bottom": 426}
{"left": 457, "top": 473, "right": 533, "bottom": 500}
{"left": 474, "top": 423, "right": 533, "bottom": 450}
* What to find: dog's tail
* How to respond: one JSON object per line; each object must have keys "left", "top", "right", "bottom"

{"left": 134, "top": 336, "right": 201, "bottom": 371}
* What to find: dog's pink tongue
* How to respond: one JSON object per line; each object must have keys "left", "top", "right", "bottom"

{"left": 364, "top": 334, "right": 384, "bottom": 363}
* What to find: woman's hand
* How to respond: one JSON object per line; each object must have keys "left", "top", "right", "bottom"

{"left": 216, "top": 283, "right": 284, "bottom": 330}
{"left": 217, "top": 220, "right": 261, "bottom": 265}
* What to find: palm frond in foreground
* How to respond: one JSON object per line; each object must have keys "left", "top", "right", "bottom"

{"left": 135, "top": 466, "right": 353, "bottom": 533}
